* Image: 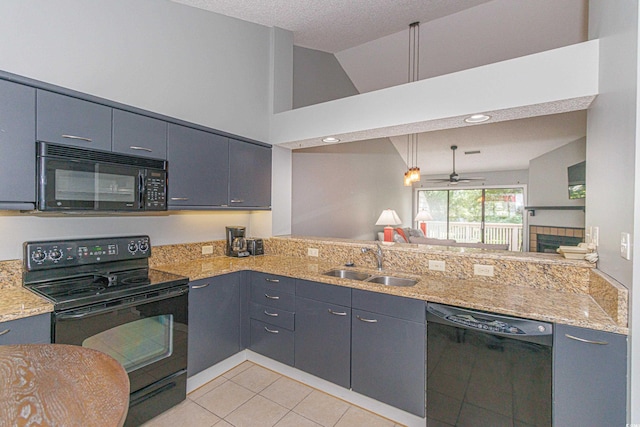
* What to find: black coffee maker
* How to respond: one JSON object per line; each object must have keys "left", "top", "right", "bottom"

{"left": 226, "top": 226, "right": 249, "bottom": 257}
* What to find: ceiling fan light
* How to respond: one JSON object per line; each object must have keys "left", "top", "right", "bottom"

{"left": 464, "top": 114, "right": 491, "bottom": 124}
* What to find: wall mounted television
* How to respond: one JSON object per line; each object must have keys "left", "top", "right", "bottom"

{"left": 568, "top": 161, "right": 586, "bottom": 199}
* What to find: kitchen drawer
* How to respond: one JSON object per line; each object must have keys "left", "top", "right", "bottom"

{"left": 251, "top": 282, "right": 295, "bottom": 311}
{"left": 352, "top": 289, "right": 424, "bottom": 323}
{"left": 0, "top": 314, "right": 51, "bottom": 345}
{"left": 249, "top": 302, "right": 295, "bottom": 330}
{"left": 249, "top": 319, "right": 294, "bottom": 366}
{"left": 250, "top": 272, "right": 295, "bottom": 294}
{"left": 296, "top": 279, "right": 351, "bottom": 306}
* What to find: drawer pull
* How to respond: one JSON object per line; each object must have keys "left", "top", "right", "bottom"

{"left": 328, "top": 309, "right": 347, "bottom": 316}
{"left": 230, "top": 199, "right": 245, "bottom": 203}
{"left": 0, "top": 329, "right": 10, "bottom": 337}
{"left": 191, "top": 283, "right": 210, "bottom": 289}
{"left": 356, "top": 315, "right": 378, "bottom": 323}
{"left": 264, "top": 293, "right": 280, "bottom": 300}
{"left": 264, "top": 310, "right": 279, "bottom": 317}
{"left": 170, "top": 197, "right": 189, "bottom": 201}
{"left": 62, "top": 134, "right": 92, "bottom": 142}
{"left": 264, "top": 326, "right": 279, "bottom": 334}
{"left": 129, "top": 146, "right": 153, "bottom": 152}
{"left": 565, "top": 334, "right": 608, "bottom": 345}
{"left": 265, "top": 278, "right": 280, "bottom": 283}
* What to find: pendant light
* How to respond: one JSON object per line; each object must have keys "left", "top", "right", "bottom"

{"left": 403, "top": 22, "right": 421, "bottom": 186}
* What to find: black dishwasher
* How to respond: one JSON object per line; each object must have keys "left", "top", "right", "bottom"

{"left": 426, "top": 303, "right": 552, "bottom": 426}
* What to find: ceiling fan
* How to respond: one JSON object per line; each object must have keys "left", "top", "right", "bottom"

{"left": 425, "top": 145, "right": 485, "bottom": 185}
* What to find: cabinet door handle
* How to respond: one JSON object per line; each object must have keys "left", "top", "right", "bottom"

{"left": 230, "top": 199, "right": 245, "bottom": 203}
{"left": 565, "top": 334, "right": 608, "bottom": 345}
{"left": 191, "top": 283, "right": 210, "bottom": 289}
{"left": 129, "top": 146, "right": 153, "bottom": 152}
{"left": 356, "top": 315, "right": 378, "bottom": 323}
{"left": 264, "top": 310, "right": 279, "bottom": 317}
{"left": 264, "top": 327, "right": 279, "bottom": 334}
{"left": 328, "top": 309, "right": 347, "bottom": 316}
{"left": 170, "top": 197, "right": 189, "bottom": 201}
{"left": 0, "top": 329, "right": 10, "bottom": 337}
{"left": 62, "top": 134, "right": 92, "bottom": 142}
{"left": 264, "top": 293, "right": 280, "bottom": 300}
{"left": 265, "top": 278, "right": 280, "bottom": 283}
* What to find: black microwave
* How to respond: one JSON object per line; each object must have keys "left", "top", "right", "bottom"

{"left": 37, "top": 142, "right": 168, "bottom": 212}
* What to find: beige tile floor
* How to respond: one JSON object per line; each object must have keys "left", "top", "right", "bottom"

{"left": 142, "top": 361, "right": 404, "bottom": 427}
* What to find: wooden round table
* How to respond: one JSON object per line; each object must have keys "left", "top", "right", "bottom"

{"left": 0, "top": 344, "right": 130, "bottom": 427}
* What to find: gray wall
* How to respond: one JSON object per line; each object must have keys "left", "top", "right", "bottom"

{"left": 528, "top": 139, "right": 586, "bottom": 228}
{"left": 0, "top": 0, "right": 280, "bottom": 261}
{"left": 588, "top": 1, "right": 638, "bottom": 422}
{"left": 293, "top": 46, "right": 359, "bottom": 109}
{"left": 292, "top": 139, "right": 411, "bottom": 240}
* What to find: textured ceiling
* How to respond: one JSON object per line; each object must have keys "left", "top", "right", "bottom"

{"left": 170, "top": 0, "right": 492, "bottom": 53}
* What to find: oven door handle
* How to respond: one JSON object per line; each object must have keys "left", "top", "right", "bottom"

{"left": 56, "top": 287, "right": 188, "bottom": 320}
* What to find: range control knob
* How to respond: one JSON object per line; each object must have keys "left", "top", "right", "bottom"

{"left": 31, "top": 249, "right": 47, "bottom": 264}
{"left": 139, "top": 241, "right": 149, "bottom": 253}
{"left": 49, "top": 248, "right": 63, "bottom": 261}
{"left": 128, "top": 242, "right": 138, "bottom": 254}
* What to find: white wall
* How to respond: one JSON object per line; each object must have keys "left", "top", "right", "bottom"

{"left": 528, "top": 139, "right": 586, "bottom": 228}
{"left": 292, "top": 139, "right": 411, "bottom": 240}
{"left": 0, "top": 0, "right": 285, "bottom": 261}
{"left": 588, "top": 1, "right": 639, "bottom": 422}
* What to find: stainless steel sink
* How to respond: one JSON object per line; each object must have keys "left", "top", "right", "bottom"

{"left": 323, "top": 269, "right": 371, "bottom": 281}
{"left": 365, "top": 275, "right": 418, "bottom": 287}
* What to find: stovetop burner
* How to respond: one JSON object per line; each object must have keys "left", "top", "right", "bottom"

{"left": 23, "top": 236, "right": 189, "bottom": 311}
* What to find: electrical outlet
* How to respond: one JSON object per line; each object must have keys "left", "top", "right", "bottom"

{"left": 201, "top": 245, "right": 214, "bottom": 255}
{"left": 429, "top": 260, "right": 446, "bottom": 271}
{"left": 621, "top": 232, "right": 632, "bottom": 260}
{"left": 307, "top": 248, "right": 319, "bottom": 257}
{"left": 474, "top": 264, "right": 494, "bottom": 277}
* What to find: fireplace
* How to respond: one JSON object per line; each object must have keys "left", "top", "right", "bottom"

{"left": 529, "top": 226, "right": 584, "bottom": 253}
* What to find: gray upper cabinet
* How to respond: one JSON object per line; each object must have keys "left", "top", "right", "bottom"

{"left": 188, "top": 274, "right": 241, "bottom": 377}
{"left": 553, "top": 324, "right": 627, "bottom": 427}
{"left": 0, "top": 314, "right": 51, "bottom": 345}
{"left": 0, "top": 79, "right": 36, "bottom": 208}
{"left": 36, "top": 89, "right": 112, "bottom": 151}
{"left": 351, "top": 289, "right": 426, "bottom": 417}
{"left": 229, "top": 139, "right": 272, "bottom": 208}
{"left": 112, "top": 109, "right": 167, "bottom": 159}
{"left": 167, "top": 124, "right": 229, "bottom": 208}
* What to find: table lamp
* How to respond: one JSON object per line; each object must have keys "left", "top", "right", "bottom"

{"left": 414, "top": 210, "right": 433, "bottom": 236}
{"left": 376, "top": 209, "right": 402, "bottom": 242}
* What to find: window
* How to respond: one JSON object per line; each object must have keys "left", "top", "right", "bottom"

{"left": 417, "top": 187, "right": 524, "bottom": 251}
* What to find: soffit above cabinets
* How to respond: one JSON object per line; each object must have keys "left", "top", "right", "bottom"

{"left": 271, "top": 40, "right": 598, "bottom": 151}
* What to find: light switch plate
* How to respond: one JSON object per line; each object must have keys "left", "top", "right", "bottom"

{"left": 621, "top": 232, "right": 631, "bottom": 260}
{"left": 592, "top": 226, "right": 599, "bottom": 247}
{"left": 429, "top": 260, "right": 446, "bottom": 271}
{"left": 307, "top": 248, "right": 319, "bottom": 257}
{"left": 201, "top": 245, "right": 214, "bottom": 255}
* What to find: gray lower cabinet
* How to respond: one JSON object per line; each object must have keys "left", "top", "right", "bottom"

{"left": 553, "top": 324, "right": 627, "bottom": 427}
{"left": 351, "top": 289, "right": 426, "bottom": 417}
{"left": 0, "top": 79, "right": 36, "bottom": 208}
{"left": 0, "top": 314, "right": 51, "bottom": 345}
{"left": 187, "top": 274, "right": 241, "bottom": 377}
{"left": 112, "top": 109, "right": 167, "bottom": 159}
{"left": 228, "top": 139, "right": 271, "bottom": 209}
{"left": 167, "top": 124, "right": 229, "bottom": 208}
{"left": 295, "top": 279, "right": 351, "bottom": 388}
{"left": 36, "top": 89, "right": 112, "bottom": 151}
{"left": 248, "top": 272, "right": 295, "bottom": 365}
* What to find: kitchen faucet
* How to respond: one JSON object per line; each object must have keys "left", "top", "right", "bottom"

{"left": 362, "top": 243, "right": 384, "bottom": 271}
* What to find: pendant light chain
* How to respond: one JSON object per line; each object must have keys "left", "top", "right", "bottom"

{"left": 404, "top": 22, "right": 421, "bottom": 185}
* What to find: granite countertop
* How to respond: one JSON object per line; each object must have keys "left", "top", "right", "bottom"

{"left": 152, "top": 255, "right": 627, "bottom": 335}
{"left": 0, "top": 260, "right": 53, "bottom": 323}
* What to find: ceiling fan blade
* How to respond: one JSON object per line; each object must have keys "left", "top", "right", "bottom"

{"left": 424, "top": 178, "right": 452, "bottom": 182}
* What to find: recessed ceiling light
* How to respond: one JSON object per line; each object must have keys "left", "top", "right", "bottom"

{"left": 464, "top": 114, "right": 491, "bottom": 124}
{"left": 322, "top": 137, "right": 340, "bottom": 143}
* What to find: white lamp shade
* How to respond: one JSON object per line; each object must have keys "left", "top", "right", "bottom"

{"left": 415, "top": 210, "right": 433, "bottom": 221}
{"left": 376, "top": 209, "right": 402, "bottom": 226}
